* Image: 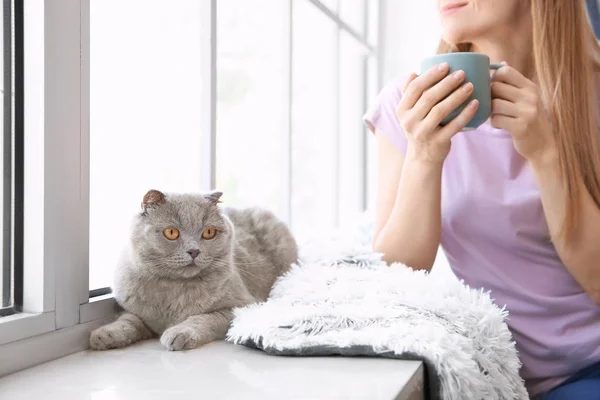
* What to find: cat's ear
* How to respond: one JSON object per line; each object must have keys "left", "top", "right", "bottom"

{"left": 141, "top": 189, "right": 166, "bottom": 213}
{"left": 204, "top": 191, "right": 223, "bottom": 205}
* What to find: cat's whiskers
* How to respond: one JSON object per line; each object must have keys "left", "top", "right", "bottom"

{"left": 212, "top": 254, "right": 273, "bottom": 266}
{"left": 236, "top": 269, "right": 273, "bottom": 283}
{"left": 208, "top": 258, "right": 275, "bottom": 282}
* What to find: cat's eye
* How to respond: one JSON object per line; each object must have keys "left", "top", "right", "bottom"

{"left": 163, "top": 227, "right": 180, "bottom": 240}
{"left": 202, "top": 228, "right": 217, "bottom": 240}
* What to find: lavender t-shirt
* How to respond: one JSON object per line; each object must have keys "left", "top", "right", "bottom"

{"left": 364, "top": 76, "right": 600, "bottom": 397}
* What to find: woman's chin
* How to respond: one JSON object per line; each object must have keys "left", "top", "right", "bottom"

{"left": 440, "top": 25, "right": 475, "bottom": 46}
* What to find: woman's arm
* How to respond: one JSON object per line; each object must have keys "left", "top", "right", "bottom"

{"left": 373, "top": 132, "right": 442, "bottom": 270}
{"left": 490, "top": 65, "right": 600, "bottom": 304}
{"left": 371, "top": 64, "right": 479, "bottom": 270}
{"left": 531, "top": 151, "right": 600, "bottom": 305}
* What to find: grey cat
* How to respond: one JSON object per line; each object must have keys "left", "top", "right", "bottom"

{"left": 89, "top": 189, "right": 298, "bottom": 351}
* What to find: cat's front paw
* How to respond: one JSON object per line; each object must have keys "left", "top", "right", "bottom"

{"left": 160, "top": 325, "right": 203, "bottom": 351}
{"left": 90, "top": 323, "right": 134, "bottom": 350}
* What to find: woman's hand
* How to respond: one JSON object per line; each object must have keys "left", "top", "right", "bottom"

{"left": 490, "top": 65, "right": 556, "bottom": 162}
{"left": 396, "top": 63, "right": 480, "bottom": 166}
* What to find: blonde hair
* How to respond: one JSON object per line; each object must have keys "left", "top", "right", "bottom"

{"left": 438, "top": 0, "right": 600, "bottom": 242}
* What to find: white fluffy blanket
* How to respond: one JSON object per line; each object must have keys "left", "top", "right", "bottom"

{"left": 226, "top": 217, "right": 529, "bottom": 400}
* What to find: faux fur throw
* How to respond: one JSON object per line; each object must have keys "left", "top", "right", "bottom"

{"left": 226, "top": 217, "right": 529, "bottom": 400}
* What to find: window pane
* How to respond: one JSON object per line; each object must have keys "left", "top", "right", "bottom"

{"left": 291, "top": 0, "right": 337, "bottom": 239}
{"left": 339, "top": 0, "right": 365, "bottom": 36}
{"left": 367, "top": 0, "right": 379, "bottom": 45}
{"left": 338, "top": 31, "right": 367, "bottom": 227}
{"left": 216, "top": 0, "right": 287, "bottom": 218}
{"left": 320, "top": 0, "right": 338, "bottom": 13}
{"left": 0, "top": 0, "right": 6, "bottom": 308}
{"left": 89, "top": 0, "right": 203, "bottom": 290}
{"left": 366, "top": 54, "right": 378, "bottom": 212}
{"left": 0, "top": 0, "right": 18, "bottom": 311}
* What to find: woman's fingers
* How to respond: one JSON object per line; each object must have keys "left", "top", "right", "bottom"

{"left": 411, "top": 70, "right": 467, "bottom": 120}
{"left": 421, "top": 81, "right": 475, "bottom": 131}
{"left": 438, "top": 99, "right": 480, "bottom": 141}
{"left": 401, "top": 73, "right": 418, "bottom": 94}
{"left": 491, "top": 81, "right": 521, "bottom": 102}
{"left": 397, "top": 63, "right": 450, "bottom": 111}
{"left": 491, "top": 98, "right": 518, "bottom": 117}
{"left": 492, "top": 65, "right": 532, "bottom": 89}
{"left": 490, "top": 114, "right": 519, "bottom": 133}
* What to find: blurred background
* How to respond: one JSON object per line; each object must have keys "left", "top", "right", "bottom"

{"left": 90, "top": 0, "right": 390, "bottom": 291}
{"left": 84, "top": 0, "right": 600, "bottom": 294}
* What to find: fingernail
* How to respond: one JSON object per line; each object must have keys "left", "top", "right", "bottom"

{"left": 469, "top": 99, "right": 479, "bottom": 109}
{"left": 437, "top": 62, "right": 449, "bottom": 71}
{"left": 462, "top": 82, "right": 473, "bottom": 92}
{"left": 453, "top": 70, "right": 465, "bottom": 80}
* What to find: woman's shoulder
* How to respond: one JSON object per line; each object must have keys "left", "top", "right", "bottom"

{"left": 363, "top": 75, "right": 411, "bottom": 153}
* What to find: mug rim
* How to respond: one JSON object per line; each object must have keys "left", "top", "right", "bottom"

{"left": 423, "top": 52, "right": 490, "bottom": 61}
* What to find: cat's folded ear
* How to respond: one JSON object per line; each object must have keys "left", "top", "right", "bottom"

{"left": 141, "top": 189, "right": 166, "bottom": 213}
{"left": 204, "top": 191, "right": 223, "bottom": 205}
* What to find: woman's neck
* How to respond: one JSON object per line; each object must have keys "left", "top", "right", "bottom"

{"left": 471, "top": 40, "right": 535, "bottom": 80}
{"left": 470, "top": 11, "right": 535, "bottom": 80}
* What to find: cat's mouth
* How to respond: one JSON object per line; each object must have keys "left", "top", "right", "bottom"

{"left": 173, "top": 258, "right": 211, "bottom": 275}
{"left": 183, "top": 260, "right": 202, "bottom": 268}
{"left": 173, "top": 262, "right": 206, "bottom": 279}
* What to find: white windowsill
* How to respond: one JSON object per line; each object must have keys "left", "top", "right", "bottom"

{"left": 0, "top": 312, "right": 55, "bottom": 346}
{"left": 0, "top": 295, "right": 118, "bottom": 348}
{"left": 0, "top": 340, "right": 425, "bottom": 399}
{"left": 0, "top": 296, "right": 119, "bottom": 378}
{"left": 0, "top": 316, "right": 114, "bottom": 377}
{"left": 79, "top": 295, "right": 118, "bottom": 323}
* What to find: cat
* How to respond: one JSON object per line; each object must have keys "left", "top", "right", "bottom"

{"left": 89, "top": 189, "right": 298, "bottom": 351}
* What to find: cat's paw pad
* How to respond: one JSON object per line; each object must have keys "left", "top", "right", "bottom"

{"left": 89, "top": 323, "right": 132, "bottom": 350}
{"left": 160, "top": 325, "right": 202, "bottom": 351}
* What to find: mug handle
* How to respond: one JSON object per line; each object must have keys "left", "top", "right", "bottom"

{"left": 490, "top": 63, "right": 503, "bottom": 70}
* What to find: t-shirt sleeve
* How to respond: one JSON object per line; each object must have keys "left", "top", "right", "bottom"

{"left": 363, "top": 76, "right": 409, "bottom": 154}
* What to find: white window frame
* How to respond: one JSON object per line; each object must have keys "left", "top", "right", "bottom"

{"left": 0, "top": 0, "right": 136, "bottom": 376}
{"left": 0, "top": 0, "right": 382, "bottom": 377}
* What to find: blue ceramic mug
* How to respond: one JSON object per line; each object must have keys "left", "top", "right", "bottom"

{"left": 419, "top": 52, "right": 502, "bottom": 129}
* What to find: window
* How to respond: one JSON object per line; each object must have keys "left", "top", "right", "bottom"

{"left": 89, "top": 0, "right": 379, "bottom": 288}
{"left": 0, "top": 0, "right": 96, "bottom": 358}
{"left": 89, "top": 0, "right": 204, "bottom": 292}
{"left": 216, "top": 0, "right": 288, "bottom": 218}
{"left": 0, "top": 0, "right": 380, "bottom": 375}
{"left": 0, "top": 0, "right": 7, "bottom": 313}
{"left": 339, "top": 1, "right": 365, "bottom": 37}
{"left": 0, "top": 0, "right": 23, "bottom": 318}
{"left": 291, "top": 0, "right": 337, "bottom": 237}
{"left": 218, "top": 0, "right": 378, "bottom": 240}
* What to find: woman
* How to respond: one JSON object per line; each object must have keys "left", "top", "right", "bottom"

{"left": 364, "top": 1, "right": 600, "bottom": 398}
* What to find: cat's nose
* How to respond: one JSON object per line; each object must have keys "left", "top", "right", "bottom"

{"left": 187, "top": 249, "right": 200, "bottom": 259}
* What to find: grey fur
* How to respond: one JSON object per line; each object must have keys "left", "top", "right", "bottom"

{"left": 90, "top": 190, "right": 298, "bottom": 351}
